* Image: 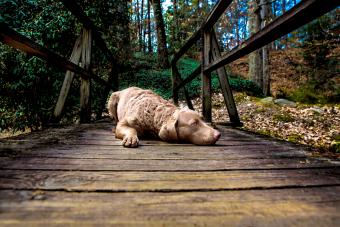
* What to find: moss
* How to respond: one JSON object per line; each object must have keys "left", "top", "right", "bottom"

{"left": 273, "top": 113, "right": 295, "bottom": 123}
{"left": 253, "top": 107, "right": 266, "bottom": 114}
{"left": 234, "top": 92, "right": 249, "bottom": 104}
{"left": 287, "top": 134, "right": 303, "bottom": 143}
{"left": 330, "top": 142, "right": 340, "bottom": 153}
{"left": 256, "top": 129, "right": 278, "bottom": 138}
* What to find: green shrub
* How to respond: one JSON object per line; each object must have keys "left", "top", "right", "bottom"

{"left": 289, "top": 83, "right": 340, "bottom": 104}
{"left": 123, "top": 57, "right": 263, "bottom": 100}
{"left": 292, "top": 13, "right": 339, "bottom": 104}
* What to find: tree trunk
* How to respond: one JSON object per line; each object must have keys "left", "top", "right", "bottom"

{"left": 151, "top": 0, "right": 170, "bottom": 68}
{"left": 172, "top": 0, "right": 179, "bottom": 48}
{"left": 147, "top": 0, "right": 153, "bottom": 53}
{"left": 118, "top": 0, "right": 131, "bottom": 61}
{"left": 281, "top": 0, "right": 287, "bottom": 48}
{"left": 235, "top": 0, "right": 240, "bottom": 46}
{"left": 260, "top": 0, "right": 272, "bottom": 96}
{"left": 140, "top": 0, "right": 145, "bottom": 52}
{"left": 248, "top": 0, "right": 262, "bottom": 88}
{"left": 136, "top": 0, "right": 142, "bottom": 51}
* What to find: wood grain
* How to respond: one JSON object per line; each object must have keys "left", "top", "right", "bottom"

{"left": 0, "top": 169, "right": 339, "bottom": 192}
{"left": 0, "top": 122, "right": 339, "bottom": 226}
{"left": 0, "top": 187, "right": 339, "bottom": 226}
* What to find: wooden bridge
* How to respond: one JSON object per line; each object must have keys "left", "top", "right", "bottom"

{"left": 1, "top": 0, "right": 339, "bottom": 225}
{"left": 0, "top": 120, "right": 340, "bottom": 225}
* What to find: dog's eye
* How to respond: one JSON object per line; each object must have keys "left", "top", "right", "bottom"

{"left": 190, "top": 119, "right": 198, "bottom": 126}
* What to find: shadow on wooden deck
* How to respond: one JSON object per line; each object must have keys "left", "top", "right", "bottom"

{"left": 0, "top": 121, "right": 339, "bottom": 226}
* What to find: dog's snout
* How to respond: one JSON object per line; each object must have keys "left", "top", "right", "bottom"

{"left": 213, "top": 130, "right": 221, "bottom": 141}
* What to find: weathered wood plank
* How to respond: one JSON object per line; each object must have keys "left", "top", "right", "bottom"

{"left": 0, "top": 144, "right": 310, "bottom": 160}
{"left": 0, "top": 156, "right": 336, "bottom": 171}
{"left": 62, "top": 138, "right": 287, "bottom": 146}
{"left": 0, "top": 169, "right": 339, "bottom": 192}
{"left": 0, "top": 187, "right": 339, "bottom": 226}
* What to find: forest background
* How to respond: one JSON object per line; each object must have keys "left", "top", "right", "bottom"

{"left": 0, "top": 0, "right": 339, "bottom": 153}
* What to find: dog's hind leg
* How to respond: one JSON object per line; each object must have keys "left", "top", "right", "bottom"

{"left": 107, "top": 91, "right": 120, "bottom": 123}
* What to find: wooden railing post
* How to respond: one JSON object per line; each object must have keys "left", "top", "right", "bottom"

{"left": 171, "top": 63, "right": 194, "bottom": 110}
{"left": 210, "top": 30, "right": 241, "bottom": 125}
{"left": 80, "top": 28, "right": 92, "bottom": 123}
{"left": 202, "top": 29, "right": 212, "bottom": 122}
{"left": 53, "top": 34, "right": 82, "bottom": 120}
{"left": 171, "top": 63, "right": 179, "bottom": 106}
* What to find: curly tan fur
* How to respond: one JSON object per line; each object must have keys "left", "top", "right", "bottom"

{"left": 108, "top": 87, "right": 221, "bottom": 147}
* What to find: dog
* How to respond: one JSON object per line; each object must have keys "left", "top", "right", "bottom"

{"left": 107, "top": 87, "right": 221, "bottom": 147}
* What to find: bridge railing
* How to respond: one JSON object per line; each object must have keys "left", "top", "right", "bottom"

{"left": 0, "top": 0, "right": 120, "bottom": 123}
{"left": 171, "top": 0, "right": 339, "bottom": 125}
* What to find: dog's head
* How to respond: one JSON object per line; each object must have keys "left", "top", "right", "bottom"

{"left": 159, "top": 109, "right": 221, "bottom": 145}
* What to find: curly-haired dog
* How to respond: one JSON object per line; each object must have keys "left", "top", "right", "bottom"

{"left": 108, "top": 87, "right": 221, "bottom": 147}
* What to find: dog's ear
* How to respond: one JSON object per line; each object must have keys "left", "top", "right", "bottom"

{"left": 159, "top": 111, "right": 179, "bottom": 142}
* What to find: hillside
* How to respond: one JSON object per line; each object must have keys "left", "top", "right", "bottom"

{"left": 184, "top": 48, "right": 340, "bottom": 156}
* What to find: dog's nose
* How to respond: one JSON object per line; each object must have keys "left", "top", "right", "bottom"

{"left": 213, "top": 130, "right": 221, "bottom": 141}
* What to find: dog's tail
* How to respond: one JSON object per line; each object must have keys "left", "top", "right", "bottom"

{"left": 107, "top": 91, "right": 120, "bottom": 123}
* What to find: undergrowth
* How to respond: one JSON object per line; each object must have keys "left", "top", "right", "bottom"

{"left": 121, "top": 56, "right": 262, "bottom": 100}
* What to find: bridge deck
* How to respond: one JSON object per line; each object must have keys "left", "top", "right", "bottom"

{"left": 0, "top": 121, "right": 339, "bottom": 226}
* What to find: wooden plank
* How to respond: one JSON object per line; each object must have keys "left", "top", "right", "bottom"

{"left": 0, "top": 145, "right": 310, "bottom": 160}
{"left": 47, "top": 136, "right": 305, "bottom": 148}
{"left": 0, "top": 169, "right": 339, "bottom": 192}
{"left": 0, "top": 187, "right": 339, "bottom": 225}
{"left": 80, "top": 28, "right": 92, "bottom": 123}
{"left": 0, "top": 156, "right": 336, "bottom": 171}
{"left": 205, "top": 0, "right": 339, "bottom": 73}
{"left": 53, "top": 34, "right": 83, "bottom": 119}
{"left": 210, "top": 30, "right": 240, "bottom": 124}
{"left": 0, "top": 22, "right": 114, "bottom": 90}
{"left": 202, "top": 30, "right": 212, "bottom": 122}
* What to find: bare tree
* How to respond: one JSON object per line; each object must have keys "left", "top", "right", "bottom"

{"left": 150, "top": 0, "right": 170, "bottom": 68}
{"left": 248, "top": 0, "right": 262, "bottom": 88}
{"left": 260, "top": 0, "right": 272, "bottom": 95}
{"left": 147, "top": 0, "right": 153, "bottom": 53}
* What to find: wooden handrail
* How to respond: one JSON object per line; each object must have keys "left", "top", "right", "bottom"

{"left": 171, "top": 29, "right": 200, "bottom": 65}
{"left": 173, "top": 0, "right": 339, "bottom": 90}
{"left": 60, "top": 0, "right": 117, "bottom": 64}
{"left": 205, "top": 0, "right": 339, "bottom": 73}
{"left": 204, "top": 0, "right": 233, "bottom": 30}
{"left": 171, "top": 0, "right": 233, "bottom": 65}
{"left": 173, "top": 65, "right": 201, "bottom": 92}
{"left": 0, "top": 22, "right": 114, "bottom": 90}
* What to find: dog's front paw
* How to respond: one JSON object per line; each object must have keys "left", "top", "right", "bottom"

{"left": 122, "top": 135, "right": 139, "bottom": 148}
